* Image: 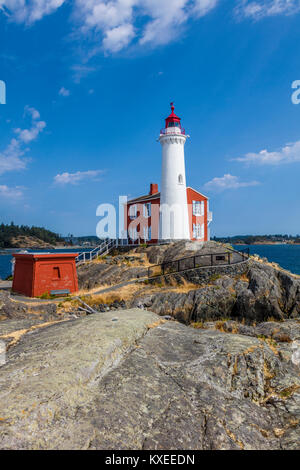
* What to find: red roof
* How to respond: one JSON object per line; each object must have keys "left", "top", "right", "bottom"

{"left": 165, "top": 102, "right": 181, "bottom": 128}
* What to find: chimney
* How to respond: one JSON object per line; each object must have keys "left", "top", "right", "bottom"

{"left": 149, "top": 183, "right": 158, "bottom": 195}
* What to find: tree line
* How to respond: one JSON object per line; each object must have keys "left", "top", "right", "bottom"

{"left": 213, "top": 234, "right": 300, "bottom": 245}
{"left": 0, "top": 222, "right": 63, "bottom": 248}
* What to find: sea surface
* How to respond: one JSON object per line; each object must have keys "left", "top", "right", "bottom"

{"left": 233, "top": 244, "right": 300, "bottom": 276}
{"left": 0, "top": 244, "right": 300, "bottom": 280}
{"left": 0, "top": 248, "right": 93, "bottom": 280}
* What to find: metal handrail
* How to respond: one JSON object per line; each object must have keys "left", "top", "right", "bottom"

{"left": 76, "top": 239, "right": 117, "bottom": 265}
{"left": 148, "top": 247, "right": 250, "bottom": 278}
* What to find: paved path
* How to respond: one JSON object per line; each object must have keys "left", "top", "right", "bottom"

{"left": 0, "top": 281, "right": 12, "bottom": 290}
{"left": 8, "top": 278, "right": 147, "bottom": 305}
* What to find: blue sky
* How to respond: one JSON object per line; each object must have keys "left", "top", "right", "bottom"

{"left": 0, "top": 0, "right": 300, "bottom": 237}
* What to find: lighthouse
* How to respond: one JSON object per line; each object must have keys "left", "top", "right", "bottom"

{"left": 159, "top": 103, "right": 190, "bottom": 240}
{"left": 125, "top": 103, "right": 212, "bottom": 244}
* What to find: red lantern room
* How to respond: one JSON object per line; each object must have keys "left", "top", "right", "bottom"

{"left": 161, "top": 102, "right": 185, "bottom": 135}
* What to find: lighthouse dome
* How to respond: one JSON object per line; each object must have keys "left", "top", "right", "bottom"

{"left": 161, "top": 103, "right": 185, "bottom": 136}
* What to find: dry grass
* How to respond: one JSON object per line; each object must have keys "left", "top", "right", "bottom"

{"left": 239, "top": 273, "right": 249, "bottom": 282}
{"left": 191, "top": 321, "right": 206, "bottom": 329}
{"left": 168, "top": 278, "right": 200, "bottom": 293}
{"left": 76, "top": 283, "right": 117, "bottom": 297}
{"left": 215, "top": 321, "right": 226, "bottom": 332}
{"left": 274, "top": 333, "right": 292, "bottom": 343}
{"left": 264, "top": 337, "right": 279, "bottom": 355}
{"left": 60, "top": 276, "right": 201, "bottom": 314}
{"left": 0, "top": 319, "right": 69, "bottom": 349}
{"left": 147, "top": 319, "right": 167, "bottom": 329}
{"left": 264, "top": 360, "right": 276, "bottom": 381}
{"left": 91, "top": 252, "right": 153, "bottom": 268}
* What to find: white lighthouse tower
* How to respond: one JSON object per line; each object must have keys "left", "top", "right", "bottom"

{"left": 159, "top": 103, "right": 190, "bottom": 240}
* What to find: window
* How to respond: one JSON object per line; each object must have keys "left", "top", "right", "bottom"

{"left": 178, "top": 174, "right": 183, "bottom": 184}
{"left": 193, "top": 201, "right": 201, "bottom": 216}
{"left": 168, "top": 122, "right": 180, "bottom": 128}
{"left": 193, "top": 200, "right": 205, "bottom": 216}
{"left": 143, "top": 203, "right": 151, "bottom": 218}
{"left": 193, "top": 223, "right": 204, "bottom": 240}
{"left": 143, "top": 226, "right": 152, "bottom": 241}
{"left": 53, "top": 267, "right": 61, "bottom": 279}
{"left": 129, "top": 204, "right": 137, "bottom": 219}
{"left": 129, "top": 227, "right": 137, "bottom": 241}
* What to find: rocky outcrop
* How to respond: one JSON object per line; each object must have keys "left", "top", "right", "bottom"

{"left": 0, "top": 309, "right": 299, "bottom": 450}
{"left": 77, "top": 261, "right": 147, "bottom": 290}
{"left": 131, "top": 260, "right": 300, "bottom": 324}
{"left": 77, "top": 240, "right": 232, "bottom": 290}
{"left": 145, "top": 240, "right": 229, "bottom": 264}
{"left": 0, "top": 291, "right": 57, "bottom": 322}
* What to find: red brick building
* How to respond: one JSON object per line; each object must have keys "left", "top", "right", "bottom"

{"left": 12, "top": 253, "right": 78, "bottom": 298}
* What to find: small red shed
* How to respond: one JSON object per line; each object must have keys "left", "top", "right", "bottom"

{"left": 12, "top": 253, "right": 79, "bottom": 298}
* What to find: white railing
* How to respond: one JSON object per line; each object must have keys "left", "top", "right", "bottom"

{"left": 75, "top": 238, "right": 176, "bottom": 266}
{"left": 76, "top": 239, "right": 116, "bottom": 265}
{"left": 208, "top": 211, "right": 213, "bottom": 223}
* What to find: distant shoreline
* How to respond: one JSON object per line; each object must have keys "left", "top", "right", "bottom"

{"left": 234, "top": 242, "right": 300, "bottom": 246}
{"left": 0, "top": 245, "right": 95, "bottom": 254}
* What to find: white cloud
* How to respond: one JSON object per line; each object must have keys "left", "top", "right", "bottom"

{"left": 59, "top": 86, "right": 70, "bottom": 97}
{"left": 204, "top": 173, "right": 260, "bottom": 191}
{"left": 2, "top": 0, "right": 300, "bottom": 56}
{"left": 14, "top": 106, "right": 46, "bottom": 144}
{"left": 193, "top": 0, "right": 219, "bottom": 17}
{"left": 54, "top": 170, "right": 104, "bottom": 185}
{"left": 71, "top": 0, "right": 218, "bottom": 52}
{"left": 0, "top": 0, "right": 66, "bottom": 24}
{"left": 0, "top": 106, "right": 46, "bottom": 175}
{"left": 103, "top": 23, "right": 135, "bottom": 52}
{"left": 0, "top": 139, "right": 27, "bottom": 175}
{"left": 71, "top": 64, "right": 96, "bottom": 83}
{"left": 235, "top": 140, "right": 300, "bottom": 165}
{"left": 0, "top": 184, "right": 24, "bottom": 199}
{"left": 139, "top": 0, "right": 188, "bottom": 46}
{"left": 236, "top": 0, "right": 300, "bottom": 19}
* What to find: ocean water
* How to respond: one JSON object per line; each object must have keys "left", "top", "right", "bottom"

{"left": 0, "top": 248, "right": 93, "bottom": 280}
{"left": 233, "top": 244, "right": 300, "bottom": 275}
{"left": 0, "top": 244, "right": 300, "bottom": 280}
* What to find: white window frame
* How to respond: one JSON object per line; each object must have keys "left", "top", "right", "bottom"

{"left": 201, "top": 201, "right": 205, "bottom": 216}
{"left": 193, "top": 223, "right": 202, "bottom": 240}
{"left": 143, "top": 203, "right": 151, "bottom": 218}
{"left": 129, "top": 204, "right": 137, "bottom": 219}
{"left": 192, "top": 201, "right": 201, "bottom": 216}
{"left": 193, "top": 200, "right": 205, "bottom": 216}
{"left": 129, "top": 227, "right": 137, "bottom": 241}
{"left": 143, "top": 226, "right": 152, "bottom": 241}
